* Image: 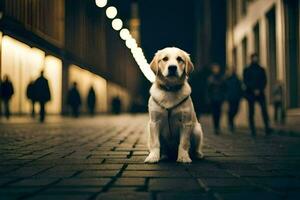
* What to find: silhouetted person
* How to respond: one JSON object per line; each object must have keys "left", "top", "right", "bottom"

{"left": 67, "top": 82, "right": 81, "bottom": 117}
{"left": 0, "top": 75, "right": 14, "bottom": 119}
{"left": 243, "top": 53, "right": 271, "bottom": 135}
{"left": 112, "top": 96, "right": 121, "bottom": 114}
{"left": 225, "top": 67, "right": 243, "bottom": 133}
{"left": 34, "top": 71, "right": 51, "bottom": 122}
{"left": 272, "top": 80, "right": 285, "bottom": 124}
{"left": 87, "top": 86, "right": 96, "bottom": 116}
{"left": 208, "top": 64, "right": 226, "bottom": 134}
{"left": 26, "top": 80, "right": 36, "bottom": 117}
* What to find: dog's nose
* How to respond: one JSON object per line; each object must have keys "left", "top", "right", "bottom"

{"left": 168, "top": 65, "right": 177, "bottom": 74}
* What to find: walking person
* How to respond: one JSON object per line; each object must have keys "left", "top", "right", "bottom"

{"left": 87, "top": 86, "right": 96, "bottom": 116}
{"left": 0, "top": 75, "right": 14, "bottom": 119}
{"left": 34, "top": 71, "right": 51, "bottom": 122}
{"left": 208, "top": 64, "right": 226, "bottom": 134}
{"left": 67, "top": 82, "right": 81, "bottom": 118}
{"left": 225, "top": 67, "right": 243, "bottom": 133}
{"left": 26, "top": 80, "right": 37, "bottom": 118}
{"left": 243, "top": 53, "right": 271, "bottom": 136}
{"left": 112, "top": 96, "right": 122, "bottom": 114}
{"left": 272, "top": 80, "right": 285, "bottom": 124}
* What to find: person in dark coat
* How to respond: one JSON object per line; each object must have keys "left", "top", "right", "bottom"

{"left": 26, "top": 80, "right": 37, "bottom": 117}
{"left": 112, "top": 96, "right": 122, "bottom": 114}
{"left": 67, "top": 82, "right": 82, "bottom": 118}
{"left": 0, "top": 75, "right": 14, "bottom": 119}
{"left": 225, "top": 67, "right": 243, "bottom": 133}
{"left": 243, "top": 53, "right": 271, "bottom": 135}
{"left": 208, "top": 64, "right": 226, "bottom": 134}
{"left": 34, "top": 71, "right": 51, "bottom": 122}
{"left": 87, "top": 86, "right": 96, "bottom": 116}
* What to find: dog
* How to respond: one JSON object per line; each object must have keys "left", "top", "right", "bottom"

{"left": 145, "top": 47, "right": 204, "bottom": 163}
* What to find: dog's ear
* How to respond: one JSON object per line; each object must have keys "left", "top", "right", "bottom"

{"left": 150, "top": 51, "right": 161, "bottom": 75}
{"left": 184, "top": 52, "right": 194, "bottom": 76}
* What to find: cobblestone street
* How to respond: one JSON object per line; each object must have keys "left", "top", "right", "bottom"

{"left": 0, "top": 115, "right": 300, "bottom": 200}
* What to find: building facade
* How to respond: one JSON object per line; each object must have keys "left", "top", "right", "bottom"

{"left": 0, "top": 0, "right": 143, "bottom": 114}
{"left": 226, "top": 0, "right": 299, "bottom": 125}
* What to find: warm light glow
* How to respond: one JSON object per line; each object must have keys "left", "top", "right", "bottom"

{"left": 106, "top": 6, "right": 117, "bottom": 19}
{"left": 112, "top": 18, "right": 123, "bottom": 31}
{"left": 94, "top": 1, "right": 155, "bottom": 83}
{"left": 131, "top": 47, "right": 143, "bottom": 55}
{"left": 69, "top": 65, "right": 108, "bottom": 112}
{"left": 139, "top": 63, "right": 155, "bottom": 82}
{"left": 95, "top": 0, "right": 107, "bottom": 8}
{"left": 125, "top": 37, "right": 137, "bottom": 49}
{"left": 1, "top": 36, "right": 63, "bottom": 113}
{"left": 119, "top": 29, "right": 130, "bottom": 40}
{"left": 44, "top": 56, "right": 62, "bottom": 114}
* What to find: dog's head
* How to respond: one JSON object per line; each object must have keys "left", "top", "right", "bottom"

{"left": 150, "top": 47, "right": 194, "bottom": 84}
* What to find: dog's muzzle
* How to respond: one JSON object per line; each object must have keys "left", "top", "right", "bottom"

{"left": 167, "top": 65, "right": 178, "bottom": 77}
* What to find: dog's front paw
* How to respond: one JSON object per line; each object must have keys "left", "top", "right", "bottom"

{"left": 144, "top": 152, "right": 160, "bottom": 163}
{"left": 177, "top": 153, "right": 192, "bottom": 163}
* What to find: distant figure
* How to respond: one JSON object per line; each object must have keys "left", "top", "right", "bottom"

{"left": 272, "top": 80, "right": 285, "bottom": 124}
{"left": 0, "top": 75, "right": 14, "bottom": 119}
{"left": 67, "top": 82, "right": 81, "bottom": 117}
{"left": 130, "top": 96, "right": 145, "bottom": 113}
{"left": 26, "top": 80, "right": 36, "bottom": 117}
{"left": 87, "top": 86, "right": 96, "bottom": 116}
{"left": 243, "top": 53, "right": 271, "bottom": 135}
{"left": 208, "top": 64, "right": 226, "bottom": 134}
{"left": 225, "top": 67, "right": 243, "bottom": 133}
{"left": 112, "top": 96, "right": 122, "bottom": 114}
{"left": 34, "top": 71, "right": 51, "bottom": 122}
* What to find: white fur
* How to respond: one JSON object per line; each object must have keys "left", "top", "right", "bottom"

{"left": 145, "top": 47, "right": 204, "bottom": 163}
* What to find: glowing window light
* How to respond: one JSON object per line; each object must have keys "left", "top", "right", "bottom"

{"left": 95, "top": 0, "right": 107, "bottom": 8}
{"left": 119, "top": 28, "right": 130, "bottom": 40}
{"left": 106, "top": 6, "right": 117, "bottom": 19}
{"left": 112, "top": 18, "right": 123, "bottom": 31}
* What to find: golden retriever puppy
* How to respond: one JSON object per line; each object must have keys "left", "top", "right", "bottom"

{"left": 145, "top": 47, "right": 204, "bottom": 163}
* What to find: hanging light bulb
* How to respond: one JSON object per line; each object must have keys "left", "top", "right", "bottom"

{"left": 112, "top": 18, "right": 123, "bottom": 31}
{"left": 95, "top": 0, "right": 107, "bottom": 8}
{"left": 106, "top": 6, "right": 117, "bottom": 19}
{"left": 119, "top": 29, "right": 130, "bottom": 40}
{"left": 125, "top": 38, "right": 137, "bottom": 49}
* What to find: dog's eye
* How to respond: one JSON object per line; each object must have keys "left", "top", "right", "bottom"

{"left": 177, "top": 56, "right": 184, "bottom": 63}
{"left": 162, "top": 57, "right": 169, "bottom": 62}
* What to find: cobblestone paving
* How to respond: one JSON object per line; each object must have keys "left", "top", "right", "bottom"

{"left": 0, "top": 115, "right": 300, "bottom": 200}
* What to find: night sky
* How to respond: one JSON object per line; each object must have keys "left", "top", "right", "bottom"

{"left": 139, "top": 1, "right": 196, "bottom": 61}
{"left": 111, "top": 0, "right": 197, "bottom": 62}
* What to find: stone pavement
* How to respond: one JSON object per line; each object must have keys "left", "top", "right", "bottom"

{"left": 0, "top": 115, "right": 300, "bottom": 200}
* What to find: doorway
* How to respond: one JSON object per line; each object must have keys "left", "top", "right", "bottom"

{"left": 266, "top": 6, "right": 277, "bottom": 102}
{"left": 284, "top": 0, "right": 300, "bottom": 108}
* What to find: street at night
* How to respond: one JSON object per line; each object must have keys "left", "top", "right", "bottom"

{"left": 0, "top": 0, "right": 299, "bottom": 199}
{"left": 0, "top": 115, "right": 300, "bottom": 199}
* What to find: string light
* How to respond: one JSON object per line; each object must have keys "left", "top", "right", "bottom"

{"left": 95, "top": 0, "right": 107, "bottom": 8}
{"left": 125, "top": 37, "right": 137, "bottom": 49}
{"left": 112, "top": 18, "right": 123, "bottom": 30}
{"left": 106, "top": 6, "right": 117, "bottom": 19}
{"left": 119, "top": 29, "right": 130, "bottom": 40}
{"left": 96, "top": 1, "right": 155, "bottom": 82}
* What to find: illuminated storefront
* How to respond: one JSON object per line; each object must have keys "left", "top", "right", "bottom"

{"left": 69, "top": 65, "right": 108, "bottom": 113}
{"left": 106, "top": 82, "right": 131, "bottom": 112}
{"left": 0, "top": 35, "right": 132, "bottom": 115}
{"left": 1, "top": 35, "right": 62, "bottom": 114}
